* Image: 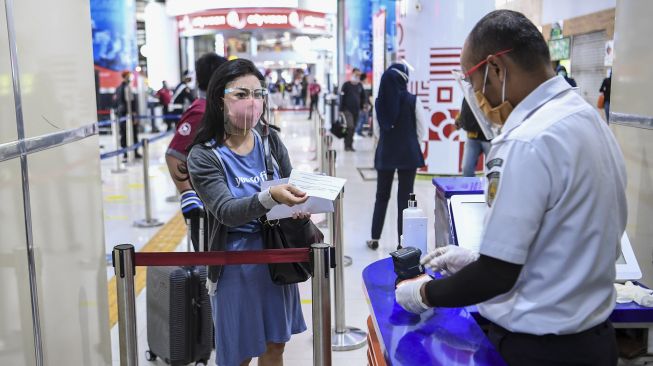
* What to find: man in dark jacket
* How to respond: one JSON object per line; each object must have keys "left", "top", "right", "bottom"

{"left": 339, "top": 68, "right": 367, "bottom": 151}
{"left": 114, "top": 71, "right": 141, "bottom": 159}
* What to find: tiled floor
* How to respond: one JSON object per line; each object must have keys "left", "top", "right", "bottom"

{"left": 102, "top": 111, "right": 438, "bottom": 365}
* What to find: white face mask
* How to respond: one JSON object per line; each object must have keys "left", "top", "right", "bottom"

{"left": 453, "top": 70, "right": 499, "bottom": 140}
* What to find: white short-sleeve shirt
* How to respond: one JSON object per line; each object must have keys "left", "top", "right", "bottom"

{"left": 477, "top": 76, "right": 627, "bottom": 335}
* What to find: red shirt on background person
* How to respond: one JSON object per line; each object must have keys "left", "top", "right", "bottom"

{"left": 166, "top": 97, "right": 206, "bottom": 161}
{"left": 165, "top": 53, "right": 226, "bottom": 252}
{"left": 155, "top": 81, "right": 172, "bottom": 107}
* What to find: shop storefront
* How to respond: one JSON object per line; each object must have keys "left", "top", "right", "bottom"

{"left": 165, "top": 6, "right": 336, "bottom": 109}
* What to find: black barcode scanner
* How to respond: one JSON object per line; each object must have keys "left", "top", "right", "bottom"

{"left": 390, "top": 247, "right": 425, "bottom": 287}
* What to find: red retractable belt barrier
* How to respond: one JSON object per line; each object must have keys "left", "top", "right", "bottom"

{"left": 134, "top": 248, "right": 310, "bottom": 267}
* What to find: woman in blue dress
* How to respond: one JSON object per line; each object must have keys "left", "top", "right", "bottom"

{"left": 188, "top": 59, "right": 309, "bottom": 366}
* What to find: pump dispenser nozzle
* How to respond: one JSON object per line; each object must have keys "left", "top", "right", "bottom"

{"left": 408, "top": 193, "right": 417, "bottom": 208}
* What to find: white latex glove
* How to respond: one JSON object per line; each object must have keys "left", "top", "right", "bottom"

{"left": 615, "top": 281, "right": 653, "bottom": 307}
{"left": 395, "top": 274, "right": 432, "bottom": 314}
{"left": 420, "top": 245, "right": 480, "bottom": 275}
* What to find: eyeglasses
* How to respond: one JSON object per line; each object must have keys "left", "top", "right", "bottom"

{"left": 454, "top": 48, "right": 513, "bottom": 83}
{"left": 224, "top": 87, "right": 268, "bottom": 100}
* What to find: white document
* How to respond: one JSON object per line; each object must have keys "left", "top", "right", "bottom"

{"left": 288, "top": 170, "right": 347, "bottom": 201}
{"left": 261, "top": 178, "right": 335, "bottom": 220}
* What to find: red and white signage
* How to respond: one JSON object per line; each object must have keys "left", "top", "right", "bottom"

{"left": 177, "top": 8, "right": 329, "bottom": 34}
{"left": 395, "top": 0, "right": 494, "bottom": 175}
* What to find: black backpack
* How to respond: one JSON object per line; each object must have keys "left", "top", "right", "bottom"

{"left": 330, "top": 112, "right": 348, "bottom": 139}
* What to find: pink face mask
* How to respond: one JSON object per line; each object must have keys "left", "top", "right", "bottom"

{"left": 224, "top": 98, "right": 264, "bottom": 132}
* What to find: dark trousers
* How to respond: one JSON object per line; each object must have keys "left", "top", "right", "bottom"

{"left": 343, "top": 111, "right": 357, "bottom": 149}
{"left": 488, "top": 321, "right": 618, "bottom": 366}
{"left": 308, "top": 96, "right": 319, "bottom": 118}
{"left": 119, "top": 118, "right": 139, "bottom": 155}
{"left": 167, "top": 107, "right": 180, "bottom": 131}
{"left": 371, "top": 169, "right": 417, "bottom": 243}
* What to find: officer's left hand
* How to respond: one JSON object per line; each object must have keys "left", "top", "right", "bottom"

{"left": 395, "top": 274, "right": 432, "bottom": 314}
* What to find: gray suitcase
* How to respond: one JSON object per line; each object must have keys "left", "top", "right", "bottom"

{"left": 145, "top": 217, "right": 213, "bottom": 365}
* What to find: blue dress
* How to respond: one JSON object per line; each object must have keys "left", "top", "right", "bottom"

{"left": 211, "top": 134, "right": 306, "bottom": 366}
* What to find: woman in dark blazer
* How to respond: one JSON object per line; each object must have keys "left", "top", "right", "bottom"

{"left": 367, "top": 63, "right": 426, "bottom": 250}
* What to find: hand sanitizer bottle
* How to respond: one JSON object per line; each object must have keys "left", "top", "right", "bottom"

{"left": 402, "top": 193, "right": 428, "bottom": 257}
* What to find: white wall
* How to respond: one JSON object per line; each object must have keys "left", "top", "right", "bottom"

{"left": 610, "top": 0, "right": 653, "bottom": 288}
{"left": 541, "top": 0, "right": 615, "bottom": 24}
{"left": 0, "top": 0, "right": 111, "bottom": 364}
{"left": 145, "top": 2, "right": 181, "bottom": 90}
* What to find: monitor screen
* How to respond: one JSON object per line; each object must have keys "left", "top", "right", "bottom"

{"left": 449, "top": 194, "right": 641, "bottom": 281}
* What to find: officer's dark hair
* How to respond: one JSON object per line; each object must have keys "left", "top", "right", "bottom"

{"left": 192, "top": 58, "right": 266, "bottom": 147}
{"left": 195, "top": 53, "right": 228, "bottom": 91}
{"left": 467, "top": 10, "right": 550, "bottom": 71}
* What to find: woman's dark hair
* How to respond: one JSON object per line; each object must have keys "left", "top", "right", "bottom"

{"left": 191, "top": 58, "right": 265, "bottom": 148}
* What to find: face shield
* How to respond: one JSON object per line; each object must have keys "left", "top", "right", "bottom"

{"left": 223, "top": 86, "right": 269, "bottom": 136}
{"left": 452, "top": 70, "right": 498, "bottom": 140}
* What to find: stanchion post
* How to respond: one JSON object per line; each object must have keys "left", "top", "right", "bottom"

{"left": 326, "top": 150, "right": 366, "bottom": 351}
{"left": 112, "top": 244, "right": 138, "bottom": 366}
{"left": 111, "top": 109, "right": 126, "bottom": 173}
{"left": 322, "top": 134, "right": 332, "bottom": 175}
{"left": 125, "top": 115, "right": 135, "bottom": 164}
{"left": 134, "top": 139, "right": 163, "bottom": 228}
{"left": 311, "top": 244, "right": 332, "bottom": 366}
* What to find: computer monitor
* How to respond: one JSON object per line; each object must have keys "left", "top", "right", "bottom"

{"left": 449, "top": 194, "right": 642, "bottom": 282}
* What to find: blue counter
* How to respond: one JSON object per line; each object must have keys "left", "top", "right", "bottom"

{"left": 362, "top": 258, "right": 506, "bottom": 366}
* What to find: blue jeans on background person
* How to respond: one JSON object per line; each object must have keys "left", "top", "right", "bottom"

{"left": 462, "top": 138, "right": 491, "bottom": 177}
{"left": 355, "top": 110, "right": 369, "bottom": 135}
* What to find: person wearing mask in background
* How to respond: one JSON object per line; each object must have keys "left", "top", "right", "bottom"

{"left": 114, "top": 70, "right": 141, "bottom": 160}
{"left": 456, "top": 98, "right": 491, "bottom": 176}
{"left": 166, "top": 53, "right": 227, "bottom": 251}
{"left": 366, "top": 64, "right": 426, "bottom": 250}
{"left": 170, "top": 70, "right": 196, "bottom": 131}
{"left": 395, "top": 10, "right": 626, "bottom": 366}
{"left": 154, "top": 80, "right": 171, "bottom": 133}
{"left": 600, "top": 70, "right": 612, "bottom": 122}
{"left": 556, "top": 64, "right": 577, "bottom": 87}
{"left": 339, "top": 67, "right": 367, "bottom": 151}
{"left": 188, "top": 59, "right": 308, "bottom": 366}
{"left": 307, "top": 77, "right": 321, "bottom": 120}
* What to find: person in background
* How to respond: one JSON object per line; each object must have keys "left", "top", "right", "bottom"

{"left": 188, "top": 58, "right": 308, "bottom": 366}
{"left": 165, "top": 53, "right": 227, "bottom": 251}
{"left": 355, "top": 73, "right": 372, "bottom": 136}
{"left": 114, "top": 70, "right": 141, "bottom": 160}
{"left": 170, "top": 71, "right": 196, "bottom": 130}
{"left": 154, "top": 80, "right": 171, "bottom": 133}
{"left": 339, "top": 67, "right": 366, "bottom": 151}
{"left": 600, "top": 70, "right": 612, "bottom": 123}
{"left": 556, "top": 65, "right": 577, "bottom": 87}
{"left": 291, "top": 77, "right": 303, "bottom": 106}
{"left": 307, "top": 77, "right": 321, "bottom": 120}
{"left": 456, "top": 98, "right": 491, "bottom": 176}
{"left": 395, "top": 10, "right": 625, "bottom": 365}
{"left": 366, "top": 63, "right": 426, "bottom": 250}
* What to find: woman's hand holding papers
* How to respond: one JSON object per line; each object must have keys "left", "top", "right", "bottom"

{"left": 270, "top": 184, "right": 309, "bottom": 206}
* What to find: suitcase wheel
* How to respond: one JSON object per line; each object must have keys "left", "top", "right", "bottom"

{"left": 145, "top": 350, "right": 157, "bottom": 361}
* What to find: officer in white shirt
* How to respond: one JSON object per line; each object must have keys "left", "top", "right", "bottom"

{"left": 394, "top": 10, "right": 626, "bottom": 366}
